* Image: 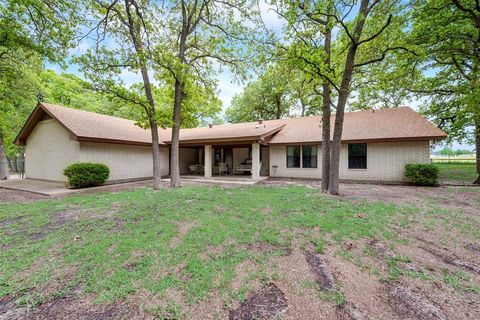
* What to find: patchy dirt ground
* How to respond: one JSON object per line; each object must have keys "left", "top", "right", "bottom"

{"left": 1, "top": 180, "right": 479, "bottom": 320}
{"left": 0, "top": 188, "right": 47, "bottom": 203}
{"left": 0, "top": 179, "right": 239, "bottom": 204}
{"left": 262, "top": 178, "right": 480, "bottom": 211}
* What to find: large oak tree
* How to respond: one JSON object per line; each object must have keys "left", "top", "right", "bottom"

{"left": 412, "top": 0, "right": 480, "bottom": 184}
{"left": 152, "top": 0, "right": 259, "bottom": 187}
{"left": 279, "top": 0, "right": 410, "bottom": 194}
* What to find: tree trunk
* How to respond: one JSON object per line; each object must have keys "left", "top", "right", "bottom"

{"left": 19, "top": 151, "right": 25, "bottom": 179}
{"left": 275, "top": 95, "right": 282, "bottom": 119}
{"left": 321, "top": 90, "right": 331, "bottom": 192}
{"left": 124, "top": 0, "right": 162, "bottom": 190}
{"left": 321, "top": 11, "right": 332, "bottom": 193}
{"left": 170, "top": 79, "right": 184, "bottom": 187}
{"left": 328, "top": 0, "right": 369, "bottom": 195}
{"left": 169, "top": 15, "right": 188, "bottom": 187}
{"left": 11, "top": 155, "right": 17, "bottom": 173}
{"left": 0, "top": 128, "right": 9, "bottom": 180}
{"left": 150, "top": 121, "right": 163, "bottom": 190}
{"left": 328, "top": 67, "right": 353, "bottom": 195}
{"left": 300, "top": 100, "right": 306, "bottom": 117}
{"left": 139, "top": 64, "right": 163, "bottom": 190}
{"left": 474, "top": 121, "right": 480, "bottom": 184}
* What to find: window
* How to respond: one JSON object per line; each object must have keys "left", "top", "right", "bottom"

{"left": 287, "top": 146, "right": 301, "bottom": 168}
{"left": 302, "top": 145, "right": 317, "bottom": 168}
{"left": 348, "top": 143, "right": 367, "bottom": 169}
{"left": 287, "top": 145, "right": 317, "bottom": 168}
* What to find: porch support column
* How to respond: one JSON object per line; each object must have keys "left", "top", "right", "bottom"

{"left": 251, "top": 142, "right": 260, "bottom": 180}
{"left": 204, "top": 145, "right": 212, "bottom": 178}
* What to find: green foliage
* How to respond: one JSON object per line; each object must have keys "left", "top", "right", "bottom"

{"left": 0, "top": 0, "right": 83, "bottom": 170}
{"left": 77, "top": 0, "right": 257, "bottom": 132}
{"left": 149, "top": 79, "right": 222, "bottom": 129}
{"left": 277, "top": 0, "right": 410, "bottom": 109}
{"left": 0, "top": 0, "right": 83, "bottom": 64}
{"left": 438, "top": 147, "right": 472, "bottom": 157}
{"left": 404, "top": 163, "right": 439, "bottom": 186}
{"left": 39, "top": 70, "right": 136, "bottom": 119}
{"left": 63, "top": 163, "right": 110, "bottom": 188}
{"left": 454, "top": 149, "right": 473, "bottom": 156}
{"left": 411, "top": 0, "right": 480, "bottom": 138}
{"left": 225, "top": 63, "right": 321, "bottom": 123}
{"left": 0, "top": 68, "right": 142, "bottom": 158}
{"left": 438, "top": 147, "right": 455, "bottom": 157}
{"left": 0, "top": 53, "right": 43, "bottom": 156}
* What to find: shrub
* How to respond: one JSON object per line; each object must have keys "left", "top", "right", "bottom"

{"left": 63, "top": 163, "right": 110, "bottom": 188}
{"left": 404, "top": 163, "right": 439, "bottom": 186}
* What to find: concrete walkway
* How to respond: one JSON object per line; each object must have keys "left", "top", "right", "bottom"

{"left": 0, "top": 179, "right": 74, "bottom": 196}
{"left": 0, "top": 176, "right": 269, "bottom": 196}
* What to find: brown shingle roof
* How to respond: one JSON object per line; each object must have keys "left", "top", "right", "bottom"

{"left": 15, "top": 103, "right": 167, "bottom": 146}
{"left": 267, "top": 107, "right": 447, "bottom": 144}
{"left": 15, "top": 103, "right": 446, "bottom": 146}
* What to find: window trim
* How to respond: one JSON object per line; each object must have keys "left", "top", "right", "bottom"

{"left": 286, "top": 145, "right": 318, "bottom": 169}
{"left": 302, "top": 145, "right": 318, "bottom": 168}
{"left": 286, "top": 145, "right": 301, "bottom": 168}
{"left": 348, "top": 143, "right": 367, "bottom": 170}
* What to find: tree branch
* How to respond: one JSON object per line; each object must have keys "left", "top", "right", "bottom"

{"left": 451, "top": 0, "right": 479, "bottom": 23}
{"left": 354, "top": 46, "right": 418, "bottom": 68}
{"left": 357, "top": 14, "right": 392, "bottom": 45}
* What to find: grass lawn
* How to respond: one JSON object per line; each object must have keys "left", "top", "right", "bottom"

{"left": 436, "top": 162, "right": 478, "bottom": 184}
{"left": 1, "top": 184, "right": 479, "bottom": 319}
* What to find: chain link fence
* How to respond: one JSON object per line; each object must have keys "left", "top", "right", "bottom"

{"left": 0, "top": 158, "right": 25, "bottom": 179}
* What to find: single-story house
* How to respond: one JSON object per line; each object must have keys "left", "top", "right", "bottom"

{"left": 14, "top": 102, "right": 447, "bottom": 183}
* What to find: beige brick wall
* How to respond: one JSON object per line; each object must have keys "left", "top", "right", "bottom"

{"left": 79, "top": 142, "right": 169, "bottom": 181}
{"left": 269, "top": 144, "right": 322, "bottom": 179}
{"left": 269, "top": 141, "right": 430, "bottom": 182}
{"left": 25, "top": 119, "right": 80, "bottom": 181}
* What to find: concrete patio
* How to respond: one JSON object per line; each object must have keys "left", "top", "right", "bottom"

{"left": 0, "top": 175, "right": 269, "bottom": 197}
{"left": 0, "top": 178, "right": 74, "bottom": 196}
{"left": 177, "top": 175, "right": 269, "bottom": 185}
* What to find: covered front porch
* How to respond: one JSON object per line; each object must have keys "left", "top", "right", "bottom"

{"left": 178, "top": 143, "right": 270, "bottom": 180}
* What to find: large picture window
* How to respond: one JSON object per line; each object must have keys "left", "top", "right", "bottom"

{"left": 287, "top": 145, "right": 317, "bottom": 168}
{"left": 348, "top": 143, "right": 367, "bottom": 169}
{"left": 287, "top": 146, "right": 301, "bottom": 168}
{"left": 302, "top": 145, "right": 317, "bottom": 168}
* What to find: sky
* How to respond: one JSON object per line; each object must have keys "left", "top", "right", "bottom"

{"left": 45, "top": 2, "right": 473, "bottom": 152}
{"left": 46, "top": 1, "right": 285, "bottom": 116}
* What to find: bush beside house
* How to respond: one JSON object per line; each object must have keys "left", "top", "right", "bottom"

{"left": 404, "top": 163, "right": 439, "bottom": 186}
{"left": 63, "top": 163, "right": 110, "bottom": 188}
